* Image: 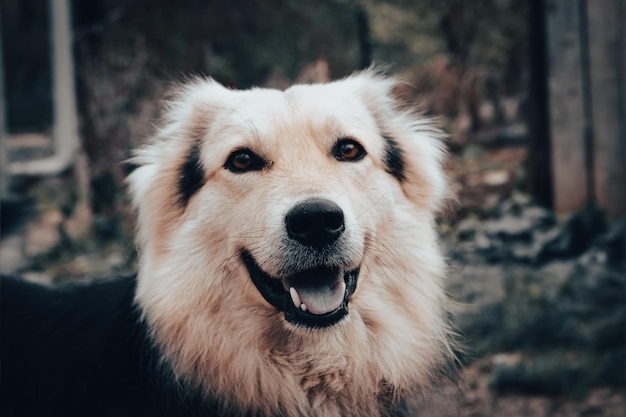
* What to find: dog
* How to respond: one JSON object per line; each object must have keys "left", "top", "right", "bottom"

{"left": 1, "top": 69, "right": 453, "bottom": 417}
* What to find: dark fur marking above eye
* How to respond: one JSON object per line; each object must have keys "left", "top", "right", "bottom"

{"left": 178, "top": 142, "right": 205, "bottom": 206}
{"left": 383, "top": 136, "right": 405, "bottom": 182}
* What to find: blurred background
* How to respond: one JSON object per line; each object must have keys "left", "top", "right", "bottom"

{"left": 1, "top": 0, "right": 624, "bottom": 415}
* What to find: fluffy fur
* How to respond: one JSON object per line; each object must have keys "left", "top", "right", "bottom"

{"left": 1, "top": 70, "right": 453, "bottom": 417}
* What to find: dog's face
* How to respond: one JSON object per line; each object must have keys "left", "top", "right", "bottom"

{"left": 129, "top": 71, "right": 451, "bottom": 416}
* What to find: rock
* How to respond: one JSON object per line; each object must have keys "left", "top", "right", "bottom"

{"left": 496, "top": 123, "right": 527, "bottom": 146}
{"left": 25, "top": 210, "right": 64, "bottom": 257}
{"left": 22, "top": 271, "right": 53, "bottom": 285}
{"left": 482, "top": 170, "right": 512, "bottom": 187}
{"left": 538, "top": 210, "right": 604, "bottom": 261}
{"left": 489, "top": 351, "right": 600, "bottom": 396}
{"left": 451, "top": 194, "right": 565, "bottom": 263}
{"left": 483, "top": 214, "right": 535, "bottom": 241}
{"left": 521, "top": 206, "right": 555, "bottom": 229}
{"left": 0, "top": 234, "right": 27, "bottom": 274}
{"left": 64, "top": 202, "right": 93, "bottom": 241}
{"left": 596, "top": 218, "right": 625, "bottom": 265}
{"left": 450, "top": 197, "right": 617, "bottom": 266}
{"left": 495, "top": 191, "right": 534, "bottom": 217}
{"left": 456, "top": 216, "right": 481, "bottom": 241}
{"left": 514, "top": 227, "right": 562, "bottom": 264}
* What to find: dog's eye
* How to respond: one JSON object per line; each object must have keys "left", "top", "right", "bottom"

{"left": 225, "top": 149, "right": 265, "bottom": 173}
{"left": 333, "top": 139, "right": 366, "bottom": 162}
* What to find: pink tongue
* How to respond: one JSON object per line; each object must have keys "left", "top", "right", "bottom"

{"left": 297, "top": 280, "right": 346, "bottom": 315}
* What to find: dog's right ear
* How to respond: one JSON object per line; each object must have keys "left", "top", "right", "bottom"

{"left": 127, "top": 78, "right": 230, "bottom": 206}
{"left": 126, "top": 78, "right": 230, "bottom": 254}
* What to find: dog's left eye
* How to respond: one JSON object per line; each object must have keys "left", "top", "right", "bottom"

{"left": 333, "top": 139, "right": 366, "bottom": 162}
{"left": 225, "top": 149, "right": 266, "bottom": 173}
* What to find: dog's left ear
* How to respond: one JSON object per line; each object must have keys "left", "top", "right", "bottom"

{"left": 351, "top": 70, "right": 448, "bottom": 212}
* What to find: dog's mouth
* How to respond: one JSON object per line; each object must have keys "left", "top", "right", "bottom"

{"left": 241, "top": 251, "right": 359, "bottom": 328}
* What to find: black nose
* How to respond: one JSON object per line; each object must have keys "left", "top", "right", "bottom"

{"left": 285, "top": 198, "right": 345, "bottom": 248}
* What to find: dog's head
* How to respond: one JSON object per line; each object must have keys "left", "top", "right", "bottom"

{"left": 128, "top": 70, "right": 451, "bottom": 416}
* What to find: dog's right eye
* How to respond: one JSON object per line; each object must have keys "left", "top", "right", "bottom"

{"left": 225, "top": 149, "right": 266, "bottom": 173}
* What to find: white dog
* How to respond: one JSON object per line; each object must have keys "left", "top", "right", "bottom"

{"left": 1, "top": 69, "right": 453, "bottom": 417}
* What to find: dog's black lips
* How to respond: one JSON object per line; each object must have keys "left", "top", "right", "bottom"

{"left": 241, "top": 250, "right": 359, "bottom": 328}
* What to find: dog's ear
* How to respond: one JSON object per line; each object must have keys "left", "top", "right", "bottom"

{"left": 126, "top": 78, "right": 228, "bottom": 254}
{"left": 127, "top": 78, "right": 229, "bottom": 207}
{"left": 350, "top": 70, "right": 448, "bottom": 212}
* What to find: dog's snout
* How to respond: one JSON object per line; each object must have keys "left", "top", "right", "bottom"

{"left": 285, "top": 198, "right": 345, "bottom": 248}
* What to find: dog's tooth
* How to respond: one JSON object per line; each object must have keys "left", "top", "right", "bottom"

{"left": 289, "top": 287, "right": 301, "bottom": 307}
{"left": 300, "top": 303, "right": 307, "bottom": 312}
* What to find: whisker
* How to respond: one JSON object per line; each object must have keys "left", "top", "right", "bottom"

{"left": 362, "top": 227, "right": 403, "bottom": 259}
{"left": 356, "top": 191, "right": 390, "bottom": 219}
